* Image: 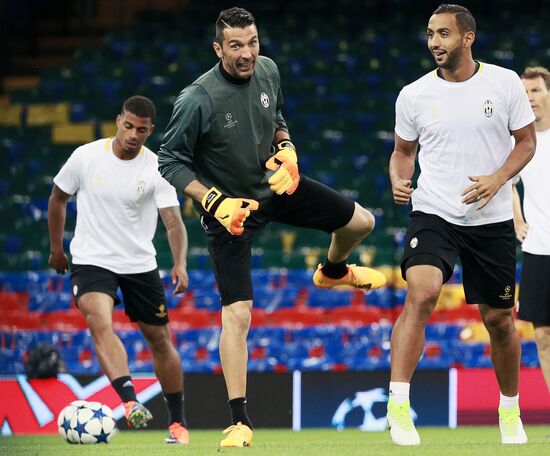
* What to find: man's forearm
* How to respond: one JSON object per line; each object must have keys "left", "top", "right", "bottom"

{"left": 495, "top": 142, "right": 535, "bottom": 184}
{"left": 183, "top": 180, "right": 211, "bottom": 203}
{"left": 48, "top": 198, "right": 67, "bottom": 253}
{"left": 273, "top": 129, "right": 291, "bottom": 145}
{"left": 389, "top": 150, "right": 416, "bottom": 185}
{"left": 512, "top": 185, "right": 525, "bottom": 225}
{"left": 166, "top": 222, "right": 188, "bottom": 267}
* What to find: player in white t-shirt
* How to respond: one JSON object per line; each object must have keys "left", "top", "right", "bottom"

{"left": 48, "top": 96, "right": 190, "bottom": 445}
{"left": 387, "top": 5, "right": 536, "bottom": 446}
{"left": 512, "top": 67, "right": 550, "bottom": 394}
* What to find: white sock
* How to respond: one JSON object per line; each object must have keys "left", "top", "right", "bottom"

{"left": 389, "top": 382, "right": 410, "bottom": 404}
{"left": 499, "top": 392, "right": 519, "bottom": 410}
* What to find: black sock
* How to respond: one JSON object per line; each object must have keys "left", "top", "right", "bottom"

{"left": 111, "top": 376, "right": 137, "bottom": 403}
{"left": 164, "top": 391, "right": 187, "bottom": 427}
{"left": 321, "top": 258, "right": 348, "bottom": 279}
{"left": 228, "top": 397, "right": 253, "bottom": 428}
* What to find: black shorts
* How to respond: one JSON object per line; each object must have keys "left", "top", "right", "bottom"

{"left": 202, "top": 175, "right": 356, "bottom": 305}
{"left": 518, "top": 252, "right": 550, "bottom": 324}
{"left": 70, "top": 264, "right": 168, "bottom": 325}
{"left": 401, "top": 211, "right": 516, "bottom": 308}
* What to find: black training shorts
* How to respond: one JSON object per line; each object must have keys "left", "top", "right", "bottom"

{"left": 202, "top": 175, "right": 356, "bottom": 305}
{"left": 518, "top": 252, "right": 550, "bottom": 324}
{"left": 401, "top": 211, "right": 516, "bottom": 308}
{"left": 70, "top": 264, "right": 168, "bottom": 325}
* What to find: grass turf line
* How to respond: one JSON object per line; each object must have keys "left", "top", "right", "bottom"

{"left": 1, "top": 427, "right": 549, "bottom": 455}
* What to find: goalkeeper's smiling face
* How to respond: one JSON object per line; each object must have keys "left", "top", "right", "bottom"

{"left": 213, "top": 24, "right": 259, "bottom": 79}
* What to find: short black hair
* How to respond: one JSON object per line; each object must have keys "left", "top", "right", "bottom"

{"left": 215, "top": 7, "right": 256, "bottom": 44}
{"left": 122, "top": 95, "right": 156, "bottom": 123}
{"left": 433, "top": 4, "right": 476, "bottom": 34}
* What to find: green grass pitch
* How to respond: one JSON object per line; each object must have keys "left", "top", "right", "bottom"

{"left": 2, "top": 427, "right": 549, "bottom": 455}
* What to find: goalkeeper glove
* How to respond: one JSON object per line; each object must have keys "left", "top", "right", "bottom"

{"left": 266, "top": 140, "right": 300, "bottom": 195}
{"left": 201, "top": 187, "right": 259, "bottom": 236}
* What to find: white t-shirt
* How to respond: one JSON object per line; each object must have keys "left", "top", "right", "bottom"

{"left": 395, "top": 62, "right": 535, "bottom": 226}
{"left": 54, "top": 138, "right": 180, "bottom": 273}
{"left": 517, "top": 128, "right": 550, "bottom": 254}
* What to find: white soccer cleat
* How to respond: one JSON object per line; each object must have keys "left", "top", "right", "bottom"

{"left": 386, "top": 398, "right": 420, "bottom": 446}
{"left": 499, "top": 406, "right": 528, "bottom": 444}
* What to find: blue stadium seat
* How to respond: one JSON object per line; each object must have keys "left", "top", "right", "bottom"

{"left": 4, "top": 235, "right": 22, "bottom": 254}
{"left": 193, "top": 289, "right": 220, "bottom": 310}
{"left": 521, "top": 341, "right": 540, "bottom": 367}
{"left": 186, "top": 270, "right": 216, "bottom": 291}
{"left": 425, "top": 323, "right": 463, "bottom": 341}
{"left": 307, "top": 289, "right": 352, "bottom": 308}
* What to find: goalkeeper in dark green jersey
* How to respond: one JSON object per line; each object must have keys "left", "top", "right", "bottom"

{"left": 158, "top": 7, "right": 386, "bottom": 448}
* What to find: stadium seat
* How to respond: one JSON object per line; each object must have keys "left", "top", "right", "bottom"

{"left": 0, "top": 104, "right": 23, "bottom": 127}
{"left": 26, "top": 103, "right": 70, "bottom": 126}
{"left": 52, "top": 122, "right": 95, "bottom": 144}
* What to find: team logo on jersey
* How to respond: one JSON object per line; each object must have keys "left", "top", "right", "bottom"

{"left": 260, "top": 92, "right": 270, "bottom": 108}
{"left": 224, "top": 112, "right": 238, "bottom": 129}
{"left": 410, "top": 237, "right": 418, "bottom": 248}
{"left": 137, "top": 180, "right": 145, "bottom": 194}
{"left": 484, "top": 100, "right": 493, "bottom": 118}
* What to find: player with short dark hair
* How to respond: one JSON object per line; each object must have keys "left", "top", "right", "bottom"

{"left": 158, "top": 6, "right": 386, "bottom": 448}
{"left": 513, "top": 66, "right": 550, "bottom": 394}
{"left": 122, "top": 95, "right": 157, "bottom": 123}
{"left": 48, "top": 95, "right": 191, "bottom": 445}
{"left": 388, "top": 3, "right": 535, "bottom": 446}
{"left": 432, "top": 3, "right": 476, "bottom": 34}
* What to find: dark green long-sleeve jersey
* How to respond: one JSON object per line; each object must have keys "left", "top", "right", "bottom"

{"left": 158, "top": 56, "right": 288, "bottom": 208}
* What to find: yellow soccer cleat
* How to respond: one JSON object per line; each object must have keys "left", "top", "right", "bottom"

{"left": 386, "top": 399, "right": 420, "bottom": 446}
{"left": 312, "top": 264, "right": 387, "bottom": 291}
{"left": 499, "top": 406, "right": 527, "bottom": 444}
{"left": 219, "top": 422, "right": 253, "bottom": 448}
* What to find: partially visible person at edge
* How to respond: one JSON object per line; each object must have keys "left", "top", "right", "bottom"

{"left": 388, "top": 3, "right": 535, "bottom": 446}
{"left": 48, "top": 95, "right": 191, "bottom": 445}
{"left": 158, "top": 6, "right": 386, "bottom": 448}
{"left": 513, "top": 66, "right": 550, "bottom": 393}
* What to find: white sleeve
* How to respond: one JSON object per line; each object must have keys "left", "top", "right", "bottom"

{"left": 53, "top": 149, "right": 81, "bottom": 195}
{"left": 508, "top": 72, "right": 536, "bottom": 131}
{"left": 154, "top": 174, "right": 180, "bottom": 209}
{"left": 394, "top": 88, "right": 419, "bottom": 141}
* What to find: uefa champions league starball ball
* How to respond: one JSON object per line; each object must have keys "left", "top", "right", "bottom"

{"left": 57, "top": 400, "right": 89, "bottom": 443}
{"left": 63, "top": 401, "right": 117, "bottom": 444}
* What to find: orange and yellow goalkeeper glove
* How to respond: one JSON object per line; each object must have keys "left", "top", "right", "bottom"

{"left": 266, "top": 140, "right": 300, "bottom": 195}
{"left": 201, "top": 187, "right": 259, "bottom": 236}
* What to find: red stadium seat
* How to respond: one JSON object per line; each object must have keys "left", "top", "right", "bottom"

{"left": 40, "top": 310, "right": 87, "bottom": 331}
{"left": 326, "top": 306, "right": 384, "bottom": 326}
{"left": 1, "top": 310, "right": 40, "bottom": 330}
{"left": 250, "top": 309, "right": 267, "bottom": 327}
{"left": 169, "top": 309, "right": 211, "bottom": 329}
{"left": 265, "top": 308, "right": 324, "bottom": 327}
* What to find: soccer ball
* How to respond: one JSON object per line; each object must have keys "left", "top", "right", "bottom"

{"left": 67, "top": 401, "right": 117, "bottom": 444}
{"left": 57, "top": 400, "right": 89, "bottom": 443}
